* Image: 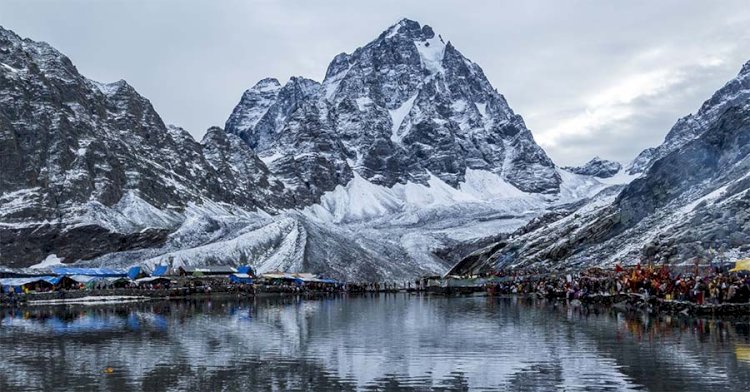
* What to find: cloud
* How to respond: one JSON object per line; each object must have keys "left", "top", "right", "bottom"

{"left": 2, "top": 0, "right": 750, "bottom": 166}
{"left": 531, "top": 42, "right": 749, "bottom": 165}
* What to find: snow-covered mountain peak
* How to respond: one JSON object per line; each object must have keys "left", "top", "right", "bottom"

{"left": 226, "top": 18, "right": 561, "bottom": 195}
{"left": 251, "top": 77, "right": 283, "bottom": 92}
{"left": 381, "top": 18, "right": 434, "bottom": 40}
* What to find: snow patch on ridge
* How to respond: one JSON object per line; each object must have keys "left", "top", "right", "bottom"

{"left": 29, "top": 254, "right": 64, "bottom": 270}
{"left": 1, "top": 62, "right": 19, "bottom": 73}
{"left": 90, "top": 80, "right": 123, "bottom": 96}
{"left": 324, "top": 65, "right": 351, "bottom": 101}
{"left": 595, "top": 167, "right": 640, "bottom": 186}
{"left": 556, "top": 169, "right": 611, "bottom": 202}
{"left": 460, "top": 169, "right": 527, "bottom": 200}
{"left": 681, "top": 185, "right": 729, "bottom": 213}
{"left": 476, "top": 102, "right": 488, "bottom": 119}
{"left": 389, "top": 94, "right": 418, "bottom": 144}
{"left": 74, "top": 191, "right": 182, "bottom": 233}
{"left": 415, "top": 36, "right": 446, "bottom": 75}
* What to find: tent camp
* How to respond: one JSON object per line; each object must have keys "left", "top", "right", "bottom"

{"left": 134, "top": 277, "right": 171, "bottom": 287}
{"left": 0, "top": 276, "right": 56, "bottom": 293}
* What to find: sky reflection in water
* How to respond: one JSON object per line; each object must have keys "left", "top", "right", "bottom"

{"left": 1, "top": 295, "right": 749, "bottom": 391}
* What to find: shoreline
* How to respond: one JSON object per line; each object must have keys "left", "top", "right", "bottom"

{"left": 0, "top": 285, "right": 412, "bottom": 308}
{"left": 4, "top": 286, "right": 750, "bottom": 320}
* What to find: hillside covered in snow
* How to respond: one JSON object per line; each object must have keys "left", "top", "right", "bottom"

{"left": 0, "top": 20, "right": 637, "bottom": 280}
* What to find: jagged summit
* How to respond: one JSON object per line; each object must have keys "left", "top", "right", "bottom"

{"left": 380, "top": 18, "right": 438, "bottom": 41}
{"left": 226, "top": 18, "right": 561, "bottom": 194}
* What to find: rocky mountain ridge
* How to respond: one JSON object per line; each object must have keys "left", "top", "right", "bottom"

{"left": 0, "top": 25, "right": 292, "bottom": 266}
{"left": 451, "top": 60, "right": 750, "bottom": 275}
{"left": 0, "top": 20, "right": 634, "bottom": 280}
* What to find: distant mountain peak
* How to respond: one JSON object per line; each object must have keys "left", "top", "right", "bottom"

{"left": 250, "top": 77, "right": 282, "bottom": 92}
{"left": 563, "top": 157, "right": 622, "bottom": 178}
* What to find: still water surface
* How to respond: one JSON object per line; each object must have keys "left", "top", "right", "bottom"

{"left": 1, "top": 294, "right": 749, "bottom": 391}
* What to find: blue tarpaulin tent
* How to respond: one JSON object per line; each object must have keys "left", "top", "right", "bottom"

{"left": 151, "top": 265, "right": 169, "bottom": 277}
{"left": 229, "top": 274, "right": 253, "bottom": 284}
{"left": 52, "top": 267, "right": 127, "bottom": 277}
{"left": 127, "top": 266, "right": 142, "bottom": 280}
{"left": 236, "top": 266, "right": 254, "bottom": 275}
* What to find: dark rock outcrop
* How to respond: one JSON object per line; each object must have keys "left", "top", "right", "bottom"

{"left": 564, "top": 157, "right": 622, "bottom": 178}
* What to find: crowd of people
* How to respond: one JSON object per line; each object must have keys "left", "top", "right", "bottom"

{"left": 485, "top": 264, "right": 750, "bottom": 305}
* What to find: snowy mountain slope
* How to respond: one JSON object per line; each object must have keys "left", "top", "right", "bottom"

{"left": 451, "top": 60, "right": 750, "bottom": 274}
{"left": 0, "top": 21, "right": 623, "bottom": 280}
{"left": 0, "top": 25, "right": 291, "bottom": 267}
{"left": 628, "top": 60, "right": 750, "bottom": 174}
{"left": 80, "top": 168, "right": 610, "bottom": 281}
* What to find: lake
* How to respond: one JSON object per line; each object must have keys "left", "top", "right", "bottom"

{"left": 1, "top": 294, "right": 749, "bottom": 391}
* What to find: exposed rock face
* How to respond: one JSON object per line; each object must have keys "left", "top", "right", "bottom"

{"left": 0, "top": 26, "right": 286, "bottom": 267}
{"left": 451, "top": 61, "right": 750, "bottom": 274}
{"left": 564, "top": 157, "right": 622, "bottom": 178}
{"left": 0, "top": 20, "right": 597, "bottom": 280}
{"left": 628, "top": 60, "right": 750, "bottom": 175}
{"left": 225, "top": 19, "right": 561, "bottom": 194}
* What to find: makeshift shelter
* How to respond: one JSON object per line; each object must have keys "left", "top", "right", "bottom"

{"left": 178, "top": 266, "right": 235, "bottom": 276}
{"left": 52, "top": 267, "right": 127, "bottom": 277}
{"left": 128, "top": 266, "right": 145, "bottom": 280}
{"left": 261, "top": 273, "right": 304, "bottom": 285}
{"left": 0, "top": 276, "right": 56, "bottom": 293}
{"left": 55, "top": 275, "right": 87, "bottom": 289}
{"left": 229, "top": 273, "right": 253, "bottom": 284}
{"left": 151, "top": 265, "right": 169, "bottom": 277}
{"left": 730, "top": 259, "right": 750, "bottom": 272}
{"left": 106, "top": 277, "right": 133, "bottom": 289}
{"left": 134, "top": 277, "right": 171, "bottom": 287}
{"left": 236, "top": 266, "right": 255, "bottom": 276}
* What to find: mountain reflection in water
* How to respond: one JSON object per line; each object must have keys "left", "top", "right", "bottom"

{"left": 1, "top": 295, "right": 749, "bottom": 391}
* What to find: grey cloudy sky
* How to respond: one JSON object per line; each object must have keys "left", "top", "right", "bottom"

{"left": 4, "top": 0, "right": 750, "bottom": 166}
